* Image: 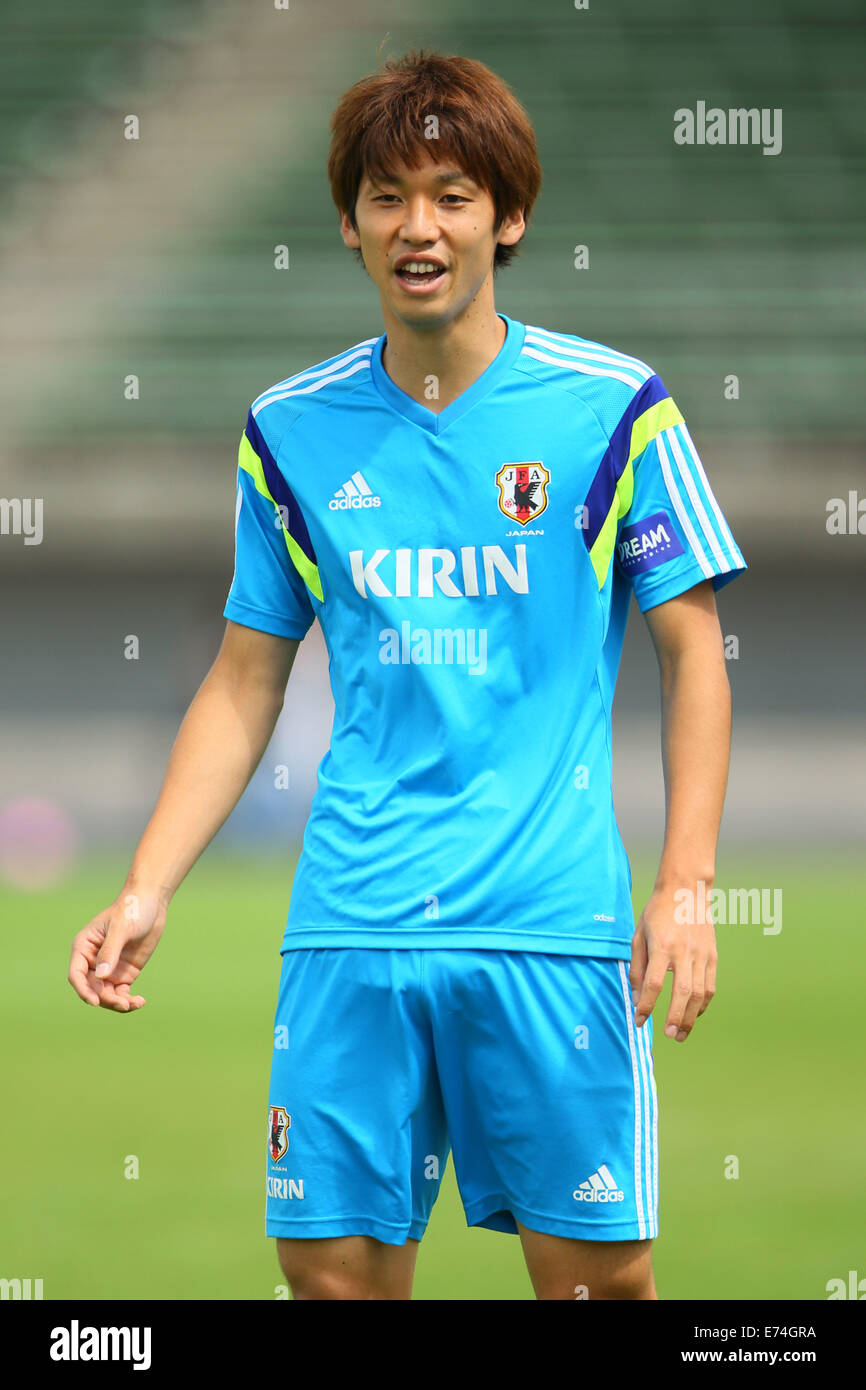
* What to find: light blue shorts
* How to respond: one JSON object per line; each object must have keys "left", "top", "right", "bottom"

{"left": 265, "top": 948, "right": 658, "bottom": 1244}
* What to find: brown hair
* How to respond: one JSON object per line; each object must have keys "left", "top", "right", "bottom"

{"left": 327, "top": 49, "right": 542, "bottom": 272}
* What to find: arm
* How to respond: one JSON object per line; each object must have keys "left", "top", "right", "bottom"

{"left": 629, "top": 579, "right": 731, "bottom": 1042}
{"left": 68, "top": 620, "right": 301, "bottom": 1012}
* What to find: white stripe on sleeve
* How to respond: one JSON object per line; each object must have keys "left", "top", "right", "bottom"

{"left": 666, "top": 426, "right": 731, "bottom": 574}
{"left": 655, "top": 430, "right": 714, "bottom": 578}
{"left": 678, "top": 423, "right": 744, "bottom": 570}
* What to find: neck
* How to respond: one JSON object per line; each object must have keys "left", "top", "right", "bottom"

{"left": 380, "top": 296, "right": 505, "bottom": 414}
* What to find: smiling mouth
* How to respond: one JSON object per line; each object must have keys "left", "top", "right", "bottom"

{"left": 395, "top": 261, "right": 447, "bottom": 290}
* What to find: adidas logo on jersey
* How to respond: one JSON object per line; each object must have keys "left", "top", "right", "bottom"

{"left": 330, "top": 471, "right": 381, "bottom": 511}
{"left": 572, "top": 1164, "right": 625, "bottom": 1203}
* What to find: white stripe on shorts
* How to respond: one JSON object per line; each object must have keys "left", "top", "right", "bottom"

{"left": 618, "top": 960, "right": 647, "bottom": 1239}
{"left": 618, "top": 959, "right": 658, "bottom": 1238}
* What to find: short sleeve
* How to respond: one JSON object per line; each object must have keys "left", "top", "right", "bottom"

{"left": 613, "top": 375, "right": 747, "bottom": 612}
{"left": 223, "top": 410, "right": 318, "bottom": 640}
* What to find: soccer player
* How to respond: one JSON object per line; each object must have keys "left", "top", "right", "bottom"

{"left": 68, "top": 51, "right": 746, "bottom": 1300}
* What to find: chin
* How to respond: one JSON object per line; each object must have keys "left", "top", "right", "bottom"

{"left": 389, "top": 297, "right": 450, "bottom": 327}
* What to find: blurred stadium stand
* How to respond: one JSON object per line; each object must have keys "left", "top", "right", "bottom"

{"left": 0, "top": 0, "right": 863, "bottom": 862}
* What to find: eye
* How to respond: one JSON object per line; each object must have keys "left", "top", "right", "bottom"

{"left": 370, "top": 192, "right": 469, "bottom": 204}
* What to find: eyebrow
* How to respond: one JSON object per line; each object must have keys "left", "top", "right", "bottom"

{"left": 369, "top": 169, "right": 476, "bottom": 188}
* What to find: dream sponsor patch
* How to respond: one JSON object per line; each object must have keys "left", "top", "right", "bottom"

{"left": 616, "top": 510, "right": 684, "bottom": 576}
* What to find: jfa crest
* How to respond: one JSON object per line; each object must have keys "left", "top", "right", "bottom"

{"left": 268, "top": 1105, "right": 290, "bottom": 1162}
{"left": 495, "top": 462, "right": 549, "bottom": 526}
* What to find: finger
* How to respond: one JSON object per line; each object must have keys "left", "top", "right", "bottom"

{"left": 113, "top": 981, "right": 144, "bottom": 1013}
{"left": 92, "top": 959, "right": 141, "bottom": 987}
{"left": 663, "top": 954, "right": 695, "bottom": 1039}
{"left": 628, "top": 930, "right": 648, "bottom": 1000}
{"left": 113, "top": 981, "right": 145, "bottom": 1007}
{"left": 634, "top": 949, "right": 670, "bottom": 1027}
{"left": 68, "top": 949, "right": 101, "bottom": 1006}
{"left": 91, "top": 975, "right": 132, "bottom": 1012}
{"left": 96, "top": 975, "right": 146, "bottom": 1012}
{"left": 116, "top": 981, "right": 146, "bottom": 1011}
{"left": 672, "top": 958, "right": 706, "bottom": 1041}
{"left": 93, "top": 920, "right": 130, "bottom": 980}
{"left": 76, "top": 916, "right": 111, "bottom": 962}
{"left": 698, "top": 949, "right": 717, "bottom": 1017}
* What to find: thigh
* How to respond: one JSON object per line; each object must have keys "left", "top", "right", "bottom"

{"left": 515, "top": 1223, "right": 656, "bottom": 1300}
{"left": 429, "top": 951, "right": 658, "bottom": 1244}
{"left": 276, "top": 1234, "right": 421, "bottom": 1300}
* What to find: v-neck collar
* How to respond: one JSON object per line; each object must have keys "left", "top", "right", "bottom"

{"left": 369, "top": 312, "right": 525, "bottom": 435}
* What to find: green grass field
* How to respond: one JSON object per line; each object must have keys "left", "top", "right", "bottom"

{"left": 1, "top": 847, "right": 861, "bottom": 1301}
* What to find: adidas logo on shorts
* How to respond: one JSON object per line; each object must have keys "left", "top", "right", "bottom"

{"left": 329, "top": 471, "right": 381, "bottom": 510}
{"left": 572, "top": 1164, "right": 625, "bottom": 1203}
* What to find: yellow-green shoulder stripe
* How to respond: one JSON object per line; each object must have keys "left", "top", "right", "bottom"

{"left": 588, "top": 464, "right": 634, "bottom": 588}
{"left": 238, "top": 432, "right": 324, "bottom": 602}
{"left": 627, "top": 397, "right": 683, "bottom": 472}
{"left": 587, "top": 396, "right": 684, "bottom": 590}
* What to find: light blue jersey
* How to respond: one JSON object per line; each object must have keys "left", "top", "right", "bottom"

{"left": 224, "top": 314, "right": 746, "bottom": 958}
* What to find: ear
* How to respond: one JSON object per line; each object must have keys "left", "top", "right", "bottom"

{"left": 340, "top": 210, "right": 361, "bottom": 250}
{"left": 496, "top": 206, "right": 526, "bottom": 249}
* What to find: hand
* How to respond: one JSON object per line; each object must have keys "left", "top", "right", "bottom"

{"left": 628, "top": 884, "right": 717, "bottom": 1042}
{"left": 67, "top": 885, "right": 168, "bottom": 1013}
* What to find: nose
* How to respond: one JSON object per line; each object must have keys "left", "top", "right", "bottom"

{"left": 399, "top": 195, "right": 440, "bottom": 243}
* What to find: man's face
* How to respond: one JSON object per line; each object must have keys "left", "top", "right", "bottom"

{"left": 340, "top": 154, "right": 525, "bottom": 331}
